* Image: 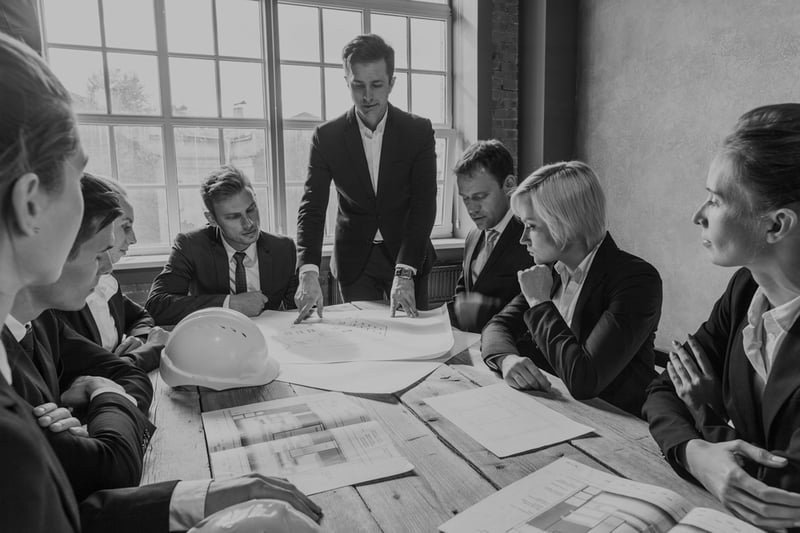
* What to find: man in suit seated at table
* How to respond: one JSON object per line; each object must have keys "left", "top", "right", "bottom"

{"left": 448, "top": 140, "right": 533, "bottom": 332}
{"left": 146, "top": 165, "right": 298, "bottom": 325}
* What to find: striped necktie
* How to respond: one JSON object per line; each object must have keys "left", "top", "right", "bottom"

{"left": 233, "top": 251, "right": 248, "bottom": 294}
{"left": 471, "top": 229, "right": 499, "bottom": 284}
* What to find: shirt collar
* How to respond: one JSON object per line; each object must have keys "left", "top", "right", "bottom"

{"left": 747, "top": 288, "right": 800, "bottom": 335}
{"left": 92, "top": 274, "right": 118, "bottom": 302}
{"left": 4, "top": 314, "right": 29, "bottom": 342}
{"left": 487, "top": 209, "right": 513, "bottom": 238}
{"left": 554, "top": 240, "right": 602, "bottom": 286}
{"left": 355, "top": 108, "right": 388, "bottom": 138}
{"left": 221, "top": 236, "right": 257, "bottom": 264}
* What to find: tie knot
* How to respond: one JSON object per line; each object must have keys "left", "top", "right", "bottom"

{"left": 485, "top": 229, "right": 498, "bottom": 246}
{"left": 233, "top": 251, "right": 247, "bottom": 265}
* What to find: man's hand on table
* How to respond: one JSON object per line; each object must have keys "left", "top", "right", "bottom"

{"left": 390, "top": 276, "right": 418, "bottom": 318}
{"left": 294, "top": 271, "right": 324, "bottom": 324}
{"left": 229, "top": 291, "right": 269, "bottom": 317}
{"left": 498, "top": 354, "right": 551, "bottom": 392}
{"left": 205, "top": 473, "right": 322, "bottom": 523}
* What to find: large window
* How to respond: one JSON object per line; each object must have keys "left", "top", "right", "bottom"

{"left": 40, "top": 0, "right": 454, "bottom": 256}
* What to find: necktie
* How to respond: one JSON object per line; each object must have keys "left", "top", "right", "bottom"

{"left": 233, "top": 251, "right": 248, "bottom": 294}
{"left": 19, "top": 325, "right": 35, "bottom": 355}
{"left": 471, "top": 229, "right": 499, "bottom": 284}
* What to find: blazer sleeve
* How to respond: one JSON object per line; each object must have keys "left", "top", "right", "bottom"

{"left": 120, "top": 292, "right": 154, "bottom": 339}
{"left": 296, "top": 126, "right": 333, "bottom": 270}
{"left": 396, "top": 118, "right": 437, "bottom": 271}
{"left": 481, "top": 293, "right": 534, "bottom": 370}
{"left": 119, "top": 343, "right": 163, "bottom": 373}
{"left": 145, "top": 232, "right": 226, "bottom": 326}
{"left": 56, "top": 317, "right": 154, "bottom": 414}
{"left": 524, "top": 261, "right": 662, "bottom": 401}
{"left": 80, "top": 481, "right": 180, "bottom": 533}
{"left": 48, "top": 392, "right": 156, "bottom": 501}
{"left": 643, "top": 271, "right": 743, "bottom": 481}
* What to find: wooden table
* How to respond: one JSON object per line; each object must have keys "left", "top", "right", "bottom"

{"left": 142, "top": 343, "right": 723, "bottom": 532}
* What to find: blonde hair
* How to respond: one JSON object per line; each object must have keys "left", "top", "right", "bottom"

{"left": 511, "top": 161, "right": 606, "bottom": 249}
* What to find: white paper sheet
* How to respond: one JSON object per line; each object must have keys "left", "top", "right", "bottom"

{"left": 253, "top": 304, "right": 454, "bottom": 364}
{"left": 202, "top": 393, "right": 414, "bottom": 495}
{"left": 440, "top": 458, "right": 761, "bottom": 533}
{"left": 424, "top": 383, "right": 594, "bottom": 458}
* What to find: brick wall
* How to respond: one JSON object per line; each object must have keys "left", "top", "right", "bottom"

{"left": 491, "top": 0, "right": 519, "bottom": 168}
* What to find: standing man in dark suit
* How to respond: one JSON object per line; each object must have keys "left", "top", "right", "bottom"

{"left": 146, "top": 165, "right": 298, "bottom": 325}
{"left": 294, "top": 34, "right": 437, "bottom": 321}
{"left": 449, "top": 140, "right": 533, "bottom": 332}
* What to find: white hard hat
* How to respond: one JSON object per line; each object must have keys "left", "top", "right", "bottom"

{"left": 160, "top": 307, "right": 279, "bottom": 390}
{"left": 188, "top": 499, "right": 322, "bottom": 533}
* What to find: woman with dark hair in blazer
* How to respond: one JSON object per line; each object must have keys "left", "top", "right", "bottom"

{"left": 644, "top": 104, "right": 800, "bottom": 531}
{"left": 482, "top": 161, "right": 663, "bottom": 417}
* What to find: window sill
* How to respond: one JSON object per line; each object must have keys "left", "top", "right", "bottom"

{"left": 114, "top": 237, "right": 466, "bottom": 271}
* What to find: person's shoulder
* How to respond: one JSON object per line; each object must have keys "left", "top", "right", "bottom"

{"left": 315, "top": 109, "right": 351, "bottom": 135}
{"left": 602, "top": 235, "right": 661, "bottom": 281}
{"left": 174, "top": 226, "right": 216, "bottom": 246}
{"left": 388, "top": 105, "right": 432, "bottom": 130}
{"left": 259, "top": 231, "right": 295, "bottom": 249}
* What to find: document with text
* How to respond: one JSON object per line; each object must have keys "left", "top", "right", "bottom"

{"left": 440, "top": 458, "right": 764, "bottom": 533}
{"left": 424, "top": 383, "right": 594, "bottom": 457}
{"left": 202, "top": 392, "right": 413, "bottom": 494}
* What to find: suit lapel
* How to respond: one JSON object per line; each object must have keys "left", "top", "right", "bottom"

{"left": 473, "top": 217, "right": 521, "bottom": 290}
{"left": 375, "top": 105, "right": 398, "bottom": 204}
{"left": 761, "top": 318, "right": 800, "bottom": 440}
{"left": 464, "top": 230, "right": 481, "bottom": 292}
{"left": 256, "top": 233, "right": 272, "bottom": 295}
{"left": 108, "top": 287, "right": 125, "bottom": 343}
{"left": 344, "top": 108, "right": 377, "bottom": 204}
{"left": 78, "top": 305, "right": 103, "bottom": 345}
{"left": 212, "top": 228, "right": 231, "bottom": 295}
{"left": 726, "top": 315, "right": 763, "bottom": 440}
{"left": 570, "top": 233, "right": 613, "bottom": 336}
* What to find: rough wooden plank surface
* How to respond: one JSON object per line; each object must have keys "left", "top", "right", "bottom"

{"left": 141, "top": 373, "right": 210, "bottom": 484}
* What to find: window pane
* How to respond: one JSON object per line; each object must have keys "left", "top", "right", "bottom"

{"left": 42, "top": 0, "right": 100, "bottom": 46}
{"left": 324, "top": 67, "right": 350, "bottom": 119}
{"left": 103, "top": 0, "right": 156, "bottom": 50}
{"left": 178, "top": 187, "right": 206, "bottom": 233}
{"left": 217, "top": 0, "right": 261, "bottom": 58}
{"left": 391, "top": 72, "right": 408, "bottom": 112}
{"left": 128, "top": 187, "right": 169, "bottom": 246}
{"left": 114, "top": 126, "right": 165, "bottom": 185}
{"left": 170, "top": 58, "right": 218, "bottom": 117}
{"left": 107, "top": 53, "right": 160, "bottom": 115}
{"left": 47, "top": 48, "right": 106, "bottom": 113}
{"left": 252, "top": 186, "right": 273, "bottom": 234}
{"left": 165, "top": 0, "right": 213, "bottom": 54}
{"left": 79, "top": 125, "right": 112, "bottom": 177}
{"left": 280, "top": 65, "right": 321, "bottom": 121}
{"left": 434, "top": 137, "right": 447, "bottom": 226}
{"left": 175, "top": 128, "right": 220, "bottom": 185}
{"left": 220, "top": 62, "right": 264, "bottom": 118}
{"left": 224, "top": 129, "right": 267, "bottom": 184}
{"left": 282, "top": 129, "right": 312, "bottom": 238}
{"left": 411, "top": 73, "right": 445, "bottom": 124}
{"left": 410, "top": 19, "right": 446, "bottom": 71}
{"left": 371, "top": 15, "right": 407, "bottom": 69}
{"left": 278, "top": 4, "right": 319, "bottom": 62}
{"left": 322, "top": 9, "right": 361, "bottom": 64}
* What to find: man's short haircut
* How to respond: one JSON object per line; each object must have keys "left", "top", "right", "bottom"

{"left": 511, "top": 161, "right": 606, "bottom": 250}
{"left": 453, "top": 139, "right": 516, "bottom": 187}
{"left": 342, "top": 34, "right": 395, "bottom": 78}
{"left": 68, "top": 173, "right": 123, "bottom": 259}
{"left": 200, "top": 165, "right": 253, "bottom": 216}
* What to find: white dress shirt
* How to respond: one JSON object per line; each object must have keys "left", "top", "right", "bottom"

{"left": 86, "top": 274, "right": 120, "bottom": 351}
{"left": 742, "top": 288, "right": 800, "bottom": 398}
{"left": 221, "top": 238, "right": 260, "bottom": 308}
{"left": 552, "top": 241, "right": 602, "bottom": 328}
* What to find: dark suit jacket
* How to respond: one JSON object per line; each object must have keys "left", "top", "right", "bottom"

{"left": 146, "top": 225, "right": 298, "bottom": 325}
{"left": 482, "top": 233, "right": 662, "bottom": 416}
{"left": 644, "top": 268, "right": 800, "bottom": 498}
{"left": 448, "top": 217, "right": 533, "bottom": 332}
{"left": 2, "top": 318, "right": 155, "bottom": 500}
{"left": 297, "top": 104, "right": 437, "bottom": 285}
{"left": 0, "top": 372, "right": 79, "bottom": 533}
{"left": 56, "top": 280, "right": 162, "bottom": 372}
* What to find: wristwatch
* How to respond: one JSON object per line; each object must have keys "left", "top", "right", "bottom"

{"left": 394, "top": 266, "right": 414, "bottom": 280}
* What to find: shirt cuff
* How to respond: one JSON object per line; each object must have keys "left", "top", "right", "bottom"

{"left": 89, "top": 388, "right": 138, "bottom": 408}
{"left": 299, "top": 264, "right": 320, "bottom": 276}
{"left": 169, "top": 479, "right": 211, "bottom": 531}
{"left": 222, "top": 295, "right": 230, "bottom": 308}
{"left": 395, "top": 263, "right": 417, "bottom": 275}
{"left": 484, "top": 353, "right": 513, "bottom": 372}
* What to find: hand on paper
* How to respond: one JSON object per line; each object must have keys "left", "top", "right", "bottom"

{"left": 683, "top": 439, "right": 800, "bottom": 530}
{"left": 113, "top": 334, "right": 143, "bottom": 355}
{"left": 33, "top": 402, "right": 88, "bottom": 436}
{"left": 499, "top": 354, "right": 551, "bottom": 392}
{"left": 390, "top": 277, "right": 418, "bottom": 318}
{"left": 205, "top": 473, "right": 323, "bottom": 523}
{"left": 667, "top": 335, "right": 723, "bottom": 414}
{"left": 294, "top": 271, "right": 324, "bottom": 324}
{"left": 517, "top": 265, "right": 553, "bottom": 307}
{"left": 60, "top": 375, "right": 126, "bottom": 408}
{"left": 229, "top": 291, "right": 269, "bottom": 317}
{"left": 146, "top": 326, "right": 170, "bottom": 346}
